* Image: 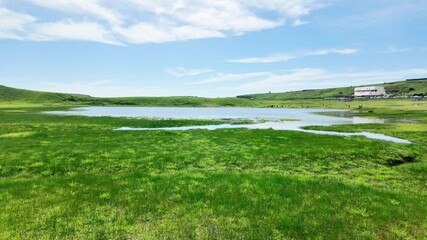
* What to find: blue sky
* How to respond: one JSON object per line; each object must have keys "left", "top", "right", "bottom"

{"left": 0, "top": 0, "right": 426, "bottom": 97}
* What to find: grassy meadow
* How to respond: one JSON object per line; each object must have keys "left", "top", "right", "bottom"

{"left": 0, "top": 98, "right": 427, "bottom": 239}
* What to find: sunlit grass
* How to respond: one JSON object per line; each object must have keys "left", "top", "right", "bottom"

{"left": 0, "top": 101, "right": 426, "bottom": 239}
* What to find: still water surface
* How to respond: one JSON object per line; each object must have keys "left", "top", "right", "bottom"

{"left": 46, "top": 107, "right": 411, "bottom": 144}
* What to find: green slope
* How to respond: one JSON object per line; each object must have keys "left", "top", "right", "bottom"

{"left": 107, "top": 96, "right": 254, "bottom": 107}
{"left": 239, "top": 79, "right": 427, "bottom": 100}
{"left": 0, "top": 85, "right": 255, "bottom": 107}
{"left": 2, "top": 79, "right": 426, "bottom": 106}
{"left": 0, "top": 85, "right": 92, "bottom": 103}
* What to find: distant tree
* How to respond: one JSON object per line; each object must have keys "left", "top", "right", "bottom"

{"left": 409, "top": 87, "right": 415, "bottom": 92}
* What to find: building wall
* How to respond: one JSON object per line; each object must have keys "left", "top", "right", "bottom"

{"left": 354, "top": 86, "right": 386, "bottom": 97}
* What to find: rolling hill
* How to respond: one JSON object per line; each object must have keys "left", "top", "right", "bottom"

{"left": 238, "top": 79, "right": 427, "bottom": 100}
{"left": 1, "top": 79, "right": 426, "bottom": 106}
{"left": 0, "top": 85, "right": 253, "bottom": 107}
{"left": 0, "top": 85, "right": 93, "bottom": 103}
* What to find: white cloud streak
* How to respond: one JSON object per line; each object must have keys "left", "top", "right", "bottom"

{"left": 234, "top": 68, "right": 427, "bottom": 93}
{"left": 0, "top": 6, "right": 36, "bottom": 39}
{"left": 381, "top": 45, "right": 411, "bottom": 54}
{"left": 31, "top": 20, "right": 120, "bottom": 45}
{"left": 0, "top": 0, "right": 325, "bottom": 44}
{"left": 40, "top": 80, "right": 165, "bottom": 97}
{"left": 191, "top": 72, "right": 273, "bottom": 85}
{"left": 227, "top": 48, "right": 359, "bottom": 63}
{"left": 292, "top": 19, "right": 308, "bottom": 27}
{"left": 19, "top": 68, "right": 427, "bottom": 97}
{"left": 29, "top": 0, "right": 123, "bottom": 25}
{"left": 168, "top": 67, "right": 214, "bottom": 77}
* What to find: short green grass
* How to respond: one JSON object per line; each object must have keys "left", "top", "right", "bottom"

{"left": 0, "top": 100, "right": 426, "bottom": 239}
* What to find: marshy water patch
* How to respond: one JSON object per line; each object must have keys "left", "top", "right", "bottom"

{"left": 45, "top": 107, "right": 412, "bottom": 143}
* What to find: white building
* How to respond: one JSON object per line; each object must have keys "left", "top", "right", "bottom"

{"left": 354, "top": 86, "right": 386, "bottom": 97}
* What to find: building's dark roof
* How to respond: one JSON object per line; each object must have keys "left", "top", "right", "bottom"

{"left": 406, "top": 78, "right": 427, "bottom": 81}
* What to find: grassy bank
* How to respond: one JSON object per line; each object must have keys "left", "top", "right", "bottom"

{"left": 0, "top": 101, "right": 426, "bottom": 239}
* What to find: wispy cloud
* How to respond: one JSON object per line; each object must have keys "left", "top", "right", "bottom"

{"left": 188, "top": 67, "right": 427, "bottom": 95}
{"left": 25, "top": 68, "right": 427, "bottom": 97}
{"left": 227, "top": 48, "right": 359, "bottom": 63}
{"left": 167, "top": 67, "right": 214, "bottom": 77}
{"left": 31, "top": 20, "right": 120, "bottom": 45}
{"left": 190, "top": 72, "right": 272, "bottom": 85}
{"left": 0, "top": 0, "right": 326, "bottom": 45}
{"left": 0, "top": 6, "right": 36, "bottom": 39}
{"left": 40, "top": 80, "right": 166, "bottom": 97}
{"left": 292, "top": 19, "right": 308, "bottom": 27}
{"left": 380, "top": 45, "right": 411, "bottom": 54}
{"left": 234, "top": 68, "right": 427, "bottom": 93}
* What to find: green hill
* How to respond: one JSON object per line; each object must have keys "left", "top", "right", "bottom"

{"left": 2, "top": 79, "right": 426, "bottom": 106}
{"left": 0, "top": 85, "right": 93, "bottom": 103}
{"left": 0, "top": 85, "right": 254, "bottom": 107}
{"left": 238, "top": 79, "right": 427, "bottom": 100}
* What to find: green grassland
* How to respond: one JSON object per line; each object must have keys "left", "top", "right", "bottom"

{"left": 1, "top": 82, "right": 427, "bottom": 239}
{"left": 0, "top": 98, "right": 427, "bottom": 239}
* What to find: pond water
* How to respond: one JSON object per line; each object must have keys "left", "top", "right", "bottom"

{"left": 45, "top": 107, "right": 411, "bottom": 144}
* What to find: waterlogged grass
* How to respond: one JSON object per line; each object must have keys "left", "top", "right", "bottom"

{"left": 0, "top": 105, "right": 427, "bottom": 239}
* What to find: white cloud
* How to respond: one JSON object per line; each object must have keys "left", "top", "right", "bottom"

{"left": 227, "top": 48, "right": 359, "bottom": 63}
{"left": 114, "top": 22, "right": 225, "bottom": 44}
{"left": 31, "top": 20, "right": 119, "bottom": 45}
{"left": 0, "top": 6, "right": 36, "bottom": 39}
{"left": 168, "top": 67, "right": 214, "bottom": 77}
{"left": 0, "top": 0, "right": 325, "bottom": 44}
{"left": 381, "top": 45, "right": 411, "bottom": 54}
{"left": 23, "top": 68, "right": 427, "bottom": 97}
{"left": 29, "top": 0, "right": 123, "bottom": 25}
{"left": 292, "top": 19, "right": 308, "bottom": 27}
{"left": 40, "top": 80, "right": 163, "bottom": 97}
{"left": 243, "top": 0, "right": 325, "bottom": 18}
{"left": 234, "top": 68, "right": 427, "bottom": 93}
{"left": 191, "top": 72, "right": 272, "bottom": 84}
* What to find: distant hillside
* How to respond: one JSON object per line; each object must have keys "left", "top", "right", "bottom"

{"left": 2, "top": 79, "right": 426, "bottom": 106}
{"left": 0, "top": 85, "right": 94, "bottom": 103}
{"left": 0, "top": 85, "right": 254, "bottom": 107}
{"left": 238, "top": 79, "right": 427, "bottom": 100}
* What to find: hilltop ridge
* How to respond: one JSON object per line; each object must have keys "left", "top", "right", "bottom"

{"left": 1, "top": 79, "right": 426, "bottom": 106}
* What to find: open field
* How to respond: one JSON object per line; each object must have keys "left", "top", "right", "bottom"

{"left": 1, "top": 99, "right": 426, "bottom": 239}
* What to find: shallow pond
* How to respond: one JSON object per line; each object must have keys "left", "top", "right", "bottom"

{"left": 45, "top": 107, "right": 411, "bottom": 144}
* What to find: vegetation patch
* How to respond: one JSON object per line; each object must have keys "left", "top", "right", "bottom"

{"left": 0, "top": 98, "right": 426, "bottom": 239}
{"left": 0, "top": 132, "right": 35, "bottom": 138}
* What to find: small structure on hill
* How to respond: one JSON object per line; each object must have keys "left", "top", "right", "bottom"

{"left": 354, "top": 86, "right": 386, "bottom": 98}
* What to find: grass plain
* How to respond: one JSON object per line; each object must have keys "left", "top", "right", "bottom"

{"left": 0, "top": 94, "right": 427, "bottom": 239}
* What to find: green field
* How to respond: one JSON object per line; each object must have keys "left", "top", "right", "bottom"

{"left": 1, "top": 85, "right": 427, "bottom": 239}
